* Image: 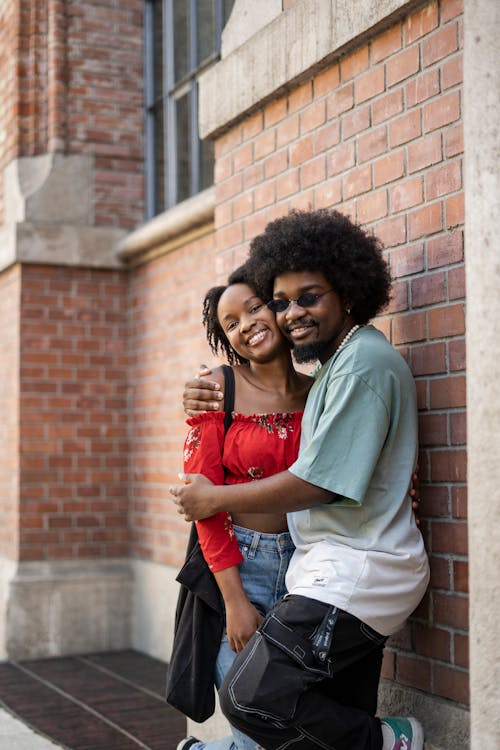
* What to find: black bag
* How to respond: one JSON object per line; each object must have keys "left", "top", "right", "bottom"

{"left": 165, "top": 365, "right": 235, "bottom": 721}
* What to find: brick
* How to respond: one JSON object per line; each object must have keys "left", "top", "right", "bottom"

{"left": 430, "top": 448, "right": 467, "bottom": 482}
{"left": 254, "top": 182, "right": 276, "bottom": 210}
{"left": 434, "top": 591, "right": 468, "bottom": 629}
{"left": 434, "top": 664, "right": 469, "bottom": 704}
{"left": 326, "top": 84, "right": 354, "bottom": 118}
{"left": 419, "top": 412, "right": 447, "bottom": 445}
{"left": 300, "top": 155, "right": 327, "bottom": 188}
{"left": 254, "top": 130, "right": 276, "bottom": 161}
{"left": 371, "top": 24, "right": 402, "bottom": 64}
{"left": 232, "top": 191, "right": 254, "bottom": 220}
{"left": 405, "top": 2, "right": 439, "bottom": 43}
{"left": 372, "top": 88, "right": 404, "bottom": 125}
{"left": 300, "top": 100, "right": 326, "bottom": 134}
{"left": 448, "top": 266, "right": 465, "bottom": 300}
{"left": 414, "top": 624, "right": 451, "bottom": 661}
{"left": 445, "top": 123, "right": 464, "bottom": 157}
{"left": 422, "top": 24, "right": 459, "bottom": 67}
{"left": 442, "top": 0, "right": 464, "bottom": 23}
{"left": 408, "top": 202, "right": 442, "bottom": 240}
{"left": 375, "top": 215, "right": 406, "bottom": 247}
{"left": 264, "top": 98, "right": 287, "bottom": 126}
{"left": 432, "top": 520, "right": 468, "bottom": 555}
{"left": 276, "top": 114, "right": 300, "bottom": 147}
{"left": 243, "top": 162, "right": 264, "bottom": 189}
{"left": 386, "top": 279, "right": 408, "bottom": 313}
{"left": 424, "top": 90, "right": 461, "bottom": 133}
{"left": 452, "top": 486, "right": 467, "bottom": 518}
{"left": 214, "top": 153, "right": 233, "bottom": 183}
{"left": 454, "top": 560, "right": 469, "bottom": 593}
{"left": 328, "top": 141, "right": 355, "bottom": 176}
{"left": 276, "top": 169, "right": 300, "bottom": 200}
{"left": 391, "top": 243, "right": 425, "bottom": 277}
{"left": 442, "top": 55, "right": 463, "bottom": 90}
{"left": 412, "top": 271, "right": 446, "bottom": 307}
{"left": 373, "top": 150, "right": 405, "bottom": 187}
{"left": 391, "top": 177, "right": 423, "bottom": 213}
{"left": 315, "top": 178, "right": 342, "bottom": 209}
{"left": 216, "top": 126, "right": 242, "bottom": 157}
{"left": 354, "top": 67, "right": 385, "bottom": 104}
{"left": 264, "top": 150, "right": 288, "bottom": 178}
{"left": 357, "top": 125, "right": 387, "bottom": 163}
{"left": 313, "top": 65, "right": 340, "bottom": 96}
{"left": 343, "top": 164, "right": 372, "bottom": 199}
{"left": 396, "top": 654, "right": 431, "bottom": 692}
{"left": 405, "top": 69, "right": 440, "bottom": 108}
{"left": 381, "top": 649, "right": 395, "bottom": 679}
{"left": 288, "top": 81, "right": 313, "bottom": 113}
{"left": 430, "top": 375, "right": 466, "bottom": 408}
{"left": 314, "top": 121, "right": 340, "bottom": 154}
{"left": 357, "top": 190, "right": 388, "bottom": 224}
{"left": 408, "top": 132, "right": 442, "bottom": 173}
{"left": 341, "top": 105, "right": 370, "bottom": 139}
{"left": 289, "top": 136, "right": 313, "bottom": 167}
{"left": 450, "top": 411, "right": 466, "bottom": 445}
{"left": 427, "top": 230, "right": 463, "bottom": 268}
{"left": 232, "top": 142, "right": 253, "bottom": 173}
{"left": 454, "top": 632, "right": 469, "bottom": 668}
{"left": 426, "top": 161, "right": 462, "bottom": 200}
{"left": 429, "top": 554, "right": 452, "bottom": 589}
{"left": 242, "top": 111, "right": 263, "bottom": 141}
{"left": 445, "top": 193, "right": 465, "bottom": 228}
{"left": 389, "top": 110, "right": 422, "bottom": 147}
{"left": 217, "top": 173, "right": 243, "bottom": 202}
{"left": 412, "top": 341, "right": 447, "bottom": 375}
{"left": 386, "top": 46, "right": 420, "bottom": 87}
{"left": 340, "top": 45, "right": 369, "bottom": 82}
{"left": 393, "top": 311, "right": 426, "bottom": 344}
{"left": 449, "top": 338, "right": 466, "bottom": 371}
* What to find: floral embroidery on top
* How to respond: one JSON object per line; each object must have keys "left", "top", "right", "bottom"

{"left": 183, "top": 425, "right": 201, "bottom": 463}
{"left": 224, "top": 514, "right": 236, "bottom": 539}
{"left": 247, "top": 466, "right": 264, "bottom": 480}
{"left": 251, "top": 412, "right": 297, "bottom": 440}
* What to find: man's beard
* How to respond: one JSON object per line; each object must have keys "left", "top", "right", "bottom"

{"left": 292, "top": 338, "right": 331, "bottom": 363}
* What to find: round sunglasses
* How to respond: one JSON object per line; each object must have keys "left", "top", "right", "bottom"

{"left": 267, "top": 288, "right": 336, "bottom": 314}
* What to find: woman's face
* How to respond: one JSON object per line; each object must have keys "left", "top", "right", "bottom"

{"left": 217, "top": 283, "right": 288, "bottom": 363}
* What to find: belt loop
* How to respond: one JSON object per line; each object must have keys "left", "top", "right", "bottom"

{"left": 247, "top": 531, "right": 260, "bottom": 559}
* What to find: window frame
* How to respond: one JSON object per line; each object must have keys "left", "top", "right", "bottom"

{"left": 144, "top": 0, "right": 231, "bottom": 219}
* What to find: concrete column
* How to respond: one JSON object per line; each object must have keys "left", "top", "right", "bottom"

{"left": 464, "top": 1, "right": 500, "bottom": 747}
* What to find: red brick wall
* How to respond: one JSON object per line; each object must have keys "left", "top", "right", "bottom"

{"left": 128, "top": 230, "right": 219, "bottom": 566}
{"left": 209, "top": 0, "right": 467, "bottom": 708}
{"left": 18, "top": 265, "right": 129, "bottom": 561}
{"left": 0, "top": 266, "right": 21, "bottom": 560}
{"left": 0, "top": 0, "right": 144, "bottom": 229}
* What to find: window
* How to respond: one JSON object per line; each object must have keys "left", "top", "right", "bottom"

{"left": 145, "top": 0, "right": 235, "bottom": 218}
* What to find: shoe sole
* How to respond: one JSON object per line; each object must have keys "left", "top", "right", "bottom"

{"left": 407, "top": 718, "right": 424, "bottom": 749}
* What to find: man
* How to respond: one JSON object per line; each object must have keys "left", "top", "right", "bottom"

{"left": 170, "top": 210, "right": 429, "bottom": 750}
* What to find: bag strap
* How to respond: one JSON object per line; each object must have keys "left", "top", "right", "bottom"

{"left": 221, "top": 364, "right": 235, "bottom": 434}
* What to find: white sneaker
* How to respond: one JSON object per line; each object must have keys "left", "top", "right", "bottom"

{"left": 380, "top": 717, "right": 424, "bottom": 750}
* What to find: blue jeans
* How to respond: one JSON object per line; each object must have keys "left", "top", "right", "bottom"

{"left": 190, "top": 525, "right": 295, "bottom": 750}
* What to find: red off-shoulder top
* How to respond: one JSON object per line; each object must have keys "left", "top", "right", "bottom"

{"left": 183, "top": 410, "right": 302, "bottom": 572}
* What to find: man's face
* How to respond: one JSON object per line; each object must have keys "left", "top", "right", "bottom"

{"left": 272, "top": 271, "right": 348, "bottom": 364}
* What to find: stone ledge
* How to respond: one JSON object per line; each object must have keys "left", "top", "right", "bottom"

{"left": 199, "top": 0, "right": 423, "bottom": 139}
{"left": 117, "top": 187, "right": 215, "bottom": 267}
{"left": 0, "top": 221, "right": 126, "bottom": 272}
{"left": 4, "top": 558, "right": 133, "bottom": 659}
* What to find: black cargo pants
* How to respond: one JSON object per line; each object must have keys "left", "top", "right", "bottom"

{"left": 219, "top": 595, "right": 386, "bottom": 750}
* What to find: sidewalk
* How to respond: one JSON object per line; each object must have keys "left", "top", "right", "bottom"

{"left": 0, "top": 707, "right": 65, "bottom": 749}
{"left": 0, "top": 650, "right": 186, "bottom": 750}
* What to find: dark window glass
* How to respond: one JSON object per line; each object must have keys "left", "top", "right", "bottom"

{"left": 145, "top": 0, "right": 235, "bottom": 216}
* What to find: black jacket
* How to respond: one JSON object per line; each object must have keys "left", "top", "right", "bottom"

{"left": 165, "top": 522, "right": 224, "bottom": 721}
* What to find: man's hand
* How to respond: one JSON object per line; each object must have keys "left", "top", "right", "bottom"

{"left": 169, "top": 473, "right": 216, "bottom": 520}
{"left": 410, "top": 465, "right": 421, "bottom": 526}
{"left": 183, "top": 365, "right": 224, "bottom": 417}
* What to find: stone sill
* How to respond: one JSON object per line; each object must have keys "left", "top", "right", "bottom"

{"left": 117, "top": 187, "right": 215, "bottom": 267}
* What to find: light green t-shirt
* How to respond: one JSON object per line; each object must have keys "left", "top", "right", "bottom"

{"left": 286, "top": 326, "right": 429, "bottom": 635}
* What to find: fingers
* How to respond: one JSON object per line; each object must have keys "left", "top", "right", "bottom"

{"left": 184, "top": 397, "right": 223, "bottom": 414}
{"left": 184, "top": 379, "right": 222, "bottom": 393}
